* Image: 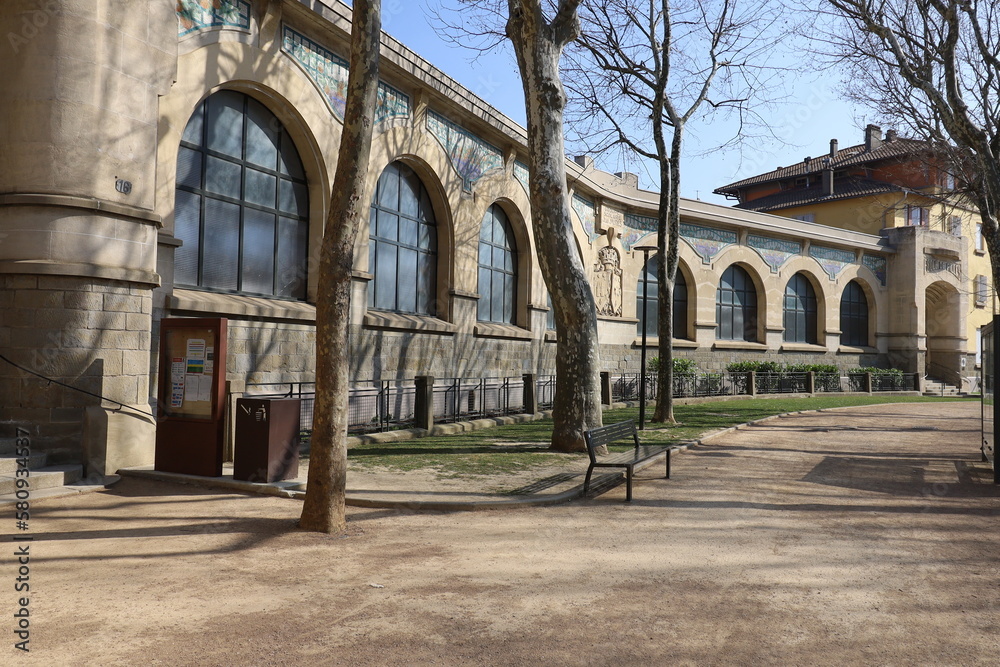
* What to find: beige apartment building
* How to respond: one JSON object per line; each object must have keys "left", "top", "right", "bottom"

{"left": 0, "top": 0, "right": 987, "bottom": 476}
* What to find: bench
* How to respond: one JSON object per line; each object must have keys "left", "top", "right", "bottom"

{"left": 583, "top": 420, "right": 672, "bottom": 501}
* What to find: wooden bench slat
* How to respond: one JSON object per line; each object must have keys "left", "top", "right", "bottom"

{"left": 583, "top": 420, "right": 673, "bottom": 501}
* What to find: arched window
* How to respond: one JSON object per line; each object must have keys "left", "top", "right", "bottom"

{"left": 783, "top": 273, "right": 818, "bottom": 343}
{"left": 174, "top": 90, "right": 309, "bottom": 298}
{"left": 716, "top": 265, "right": 758, "bottom": 341}
{"left": 636, "top": 259, "right": 688, "bottom": 340}
{"left": 840, "top": 280, "right": 870, "bottom": 346}
{"left": 477, "top": 204, "right": 517, "bottom": 324}
{"left": 368, "top": 161, "right": 437, "bottom": 315}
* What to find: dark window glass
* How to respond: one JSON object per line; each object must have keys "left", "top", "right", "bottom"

{"left": 369, "top": 161, "right": 437, "bottom": 315}
{"left": 783, "top": 273, "right": 818, "bottom": 344}
{"left": 174, "top": 91, "right": 309, "bottom": 299}
{"left": 636, "top": 259, "right": 688, "bottom": 340}
{"left": 840, "top": 280, "right": 870, "bottom": 347}
{"left": 716, "top": 265, "right": 758, "bottom": 341}
{"left": 477, "top": 204, "right": 517, "bottom": 324}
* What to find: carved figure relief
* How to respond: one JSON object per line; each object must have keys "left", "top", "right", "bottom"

{"left": 593, "top": 234, "right": 623, "bottom": 317}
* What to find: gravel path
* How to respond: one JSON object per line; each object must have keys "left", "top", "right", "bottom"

{"left": 16, "top": 401, "right": 1000, "bottom": 665}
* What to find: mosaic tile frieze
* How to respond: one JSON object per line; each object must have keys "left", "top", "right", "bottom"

{"left": 177, "top": 0, "right": 250, "bottom": 37}
{"left": 747, "top": 234, "right": 801, "bottom": 273}
{"left": 426, "top": 110, "right": 504, "bottom": 189}
{"left": 572, "top": 195, "right": 601, "bottom": 244}
{"left": 514, "top": 161, "right": 530, "bottom": 194}
{"left": 862, "top": 254, "right": 887, "bottom": 286}
{"left": 810, "top": 245, "right": 856, "bottom": 280}
{"left": 282, "top": 27, "right": 410, "bottom": 126}
{"left": 679, "top": 223, "right": 737, "bottom": 264}
{"left": 621, "top": 213, "right": 658, "bottom": 251}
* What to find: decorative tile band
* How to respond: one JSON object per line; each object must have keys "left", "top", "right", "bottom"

{"left": 680, "top": 223, "right": 737, "bottom": 264}
{"left": 862, "top": 254, "right": 887, "bottom": 286}
{"left": 621, "top": 213, "right": 658, "bottom": 251}
{"left": 624, "top": 213, "right": 658, "bottom": 233}
{"left": 810, "top": 245, "right": 856, "bottom": 279}
{"left": 514, "top": 161, "right": 529, "bottom": 193}
{"left": 426, "top": 110, "right": 504, "bottom": 189}
{"left": 282, "top": 27, "right": 410, "bottom": 125}
{"left": 572, "top": 195, "right": 601, "bottom": 243}
{"left": 747, "top": 234, "right": 801, "bottom": 273}
{"left": 177, "top": 0, "right": 250, "bottom": 37}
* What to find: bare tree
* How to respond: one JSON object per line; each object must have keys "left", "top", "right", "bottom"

{"left": 300, "top": 0, "right": 381, "bottom": 534}
{"left": 564, "top": 0, "right": 785, "bottom": 423}
{"left": 817, "top": 0, "right": 1000, "bottom": 286}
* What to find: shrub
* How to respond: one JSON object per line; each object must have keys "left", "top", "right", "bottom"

{"left": 648, "top": 357, "right": 697, "bottom": 374}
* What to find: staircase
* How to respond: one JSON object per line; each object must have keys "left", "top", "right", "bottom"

{"left": 922, "top": 378, "right": 963, "bottom": 397}
{"left": 0, "top": 437, "right": 85, "bottom": 504}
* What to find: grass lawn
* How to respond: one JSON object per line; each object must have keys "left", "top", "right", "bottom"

{"left": 343, "top": 395, "right": 975, "bottom": 479}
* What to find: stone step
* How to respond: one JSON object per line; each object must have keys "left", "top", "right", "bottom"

{"left": 0, "top": 453, "right": 47, "bottom": 475}
{"left": 0, "top": 438, "right": 19, "bottom": 455}
{"left": 0, "top": 464, "right": 83, "bottom": 496}
{"left": 0, "top": 475, "right": 116, "bottom": 507}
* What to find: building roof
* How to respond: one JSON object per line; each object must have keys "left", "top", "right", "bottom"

{"left": 732, "top": 177, "right": 904, "bottom": 213}
{"left": 715, "top": 137, "right": 928, "bottom": 195}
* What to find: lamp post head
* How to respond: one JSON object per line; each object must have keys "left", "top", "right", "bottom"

{"left": 634, "top": 245, "right": 658, "bottom": 254}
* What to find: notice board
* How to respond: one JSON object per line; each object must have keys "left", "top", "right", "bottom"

{"left": 154, "top": 318, "right": 227, "bottom": 476}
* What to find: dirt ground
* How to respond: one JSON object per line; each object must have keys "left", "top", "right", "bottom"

{"left": 10, "top": 401, "right": 1000, "bottom": 665}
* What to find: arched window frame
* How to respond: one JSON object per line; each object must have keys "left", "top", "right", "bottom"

{"left": 477, "top": 204, "right": 517, "bottom": 324}
{"left": 840, "top": 280, "right": 870, "bottom": 347}
{"left": 783, "top": 272, "right": 818, "bottom": 344}
{"left": 174, "top": 90, "right": 310, "bottom": 299}
{"left": 636, "top": 258, "right": 689, "bottom": 340}
{"left": 716, "top": 264, "right": 758, "bottom": 342}
{"left": 368, "top": 161, "right": 438, "bottom": 316}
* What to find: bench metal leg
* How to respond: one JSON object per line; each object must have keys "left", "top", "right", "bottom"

{"left": 625, "top": 465, "right": 633, "bottom": 501}
{"left": 584, "top": 465, "right": 595, "bottom": 496}
{"left": 665, "top": 449, "right": 671, "bottom": 479}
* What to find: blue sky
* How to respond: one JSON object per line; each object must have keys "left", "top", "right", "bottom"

{"left": 380, "top": 2, "right": 878, "bottom": 206}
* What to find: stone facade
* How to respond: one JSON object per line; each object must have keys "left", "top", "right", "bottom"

{"left": 1, "top": 0, "right": 973, "bottom": 474}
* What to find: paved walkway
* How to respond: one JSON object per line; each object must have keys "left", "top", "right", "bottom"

{"left": 22, "top": 400, "right": 1000, "bottom": 664}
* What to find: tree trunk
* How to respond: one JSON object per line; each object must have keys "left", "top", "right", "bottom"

{"left": 506, "top": 1, "right": 601, "bottom": 452}
{"left": 653, "top": 123, "right": 684, "bottom": 424}
{"left": 300, "top": 0, "right": 381, "bottom": 533}
{"left": 653, "top": 127, "right": 683, "bottom": 424}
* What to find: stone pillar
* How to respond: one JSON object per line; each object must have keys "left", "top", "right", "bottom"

{"left": 806, "top": 371, "right": 816, "bottom": 395}
{"left": 414, "top": 376, "right": 435, "bottom": 430}
{"left": 522, "top": 373, "right": 538, "bottom": 414}
{"left": 600, "top": 371, "right": 612, "bottom": 405}
{"left": 0, "top": 1, "right": 175, "bottom": 467}
{"left": 864, "top": 372, "right": 874, "bottom": 394}
{"left": 748, "top": 371, "right": 758, "bottom": 397}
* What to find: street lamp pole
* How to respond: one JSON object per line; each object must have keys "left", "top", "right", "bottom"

{"left": 635, "top": 245, "right": 658, "bottom": 430}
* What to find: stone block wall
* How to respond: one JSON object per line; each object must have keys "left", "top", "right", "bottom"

{"left": 0, "top": 275, "right": 152, "bottom": 462}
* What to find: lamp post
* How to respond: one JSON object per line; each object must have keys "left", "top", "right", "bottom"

{"left": 635, "top": 245, "right": 658, "bottom": 430}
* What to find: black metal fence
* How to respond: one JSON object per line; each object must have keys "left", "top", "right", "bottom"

{"left": 240, "top": 374, "right": 558, "bottom": 436}
{"left": 608, "top": 371, "right": 919, "bottom": 402}
{"left": 236, "top": 371, "right": 918, "bottom": 440}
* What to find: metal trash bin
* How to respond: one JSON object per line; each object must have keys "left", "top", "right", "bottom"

{"left": 234, "top": 398, "right": 301, "bottom": 482}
